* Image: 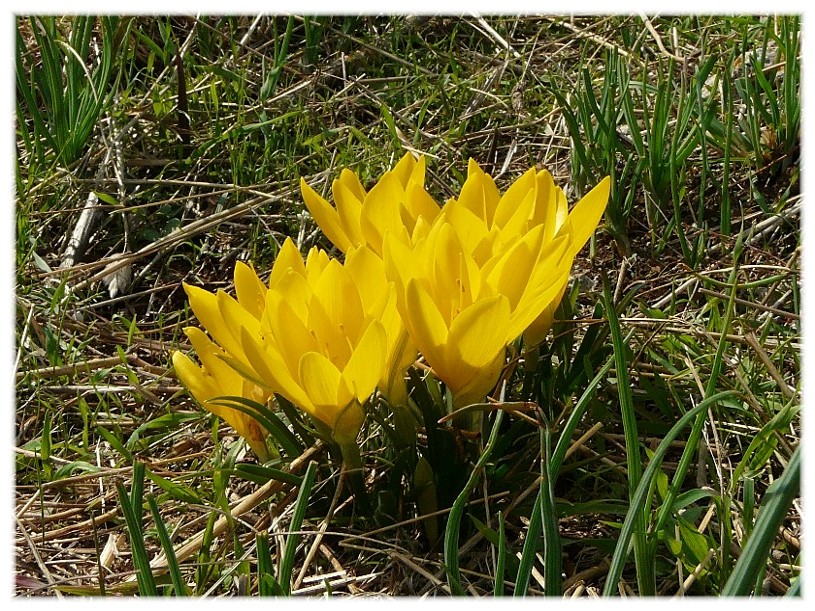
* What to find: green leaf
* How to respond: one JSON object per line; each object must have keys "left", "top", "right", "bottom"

{"left": 279, "top": 460, "right": 318, "bottom": 595}
{"left": 147, "top": 494, "right": 188, "bottom": 596}
{"left": 144, "top": 469, "right": 203, "bottom": 505}
{"left": 722, "top": 446, "right": 800, "bottom": 596}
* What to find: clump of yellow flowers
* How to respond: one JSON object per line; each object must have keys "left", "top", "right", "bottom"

{"left": 172, "top": 153, "right": 609, "bottom": 465}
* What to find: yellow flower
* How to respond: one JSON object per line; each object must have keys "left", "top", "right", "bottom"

{"left": 237, "top": 239, "right": 389, "bottom": 444}
{"left": 300, "top": 152, "right": 441, "bottom": 256}
{"left": 172, "top": 327, "right": 272, "bottom": 461}
{"left": 384, "top": 218, "right": 572, "bottom": 408}
{"left": 444, "top": 160, "right": 610, "bottom": 345}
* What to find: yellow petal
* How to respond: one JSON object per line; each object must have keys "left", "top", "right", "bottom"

{"left": 337, "top": 168, "right": 367, "bottom": 202}
{"left": 457, "top": 169, "right": 488, "bottom": 222}
{"left": 406, "top": 181, "right": 441, "bottom": 225}
{"left": 493, "top": 167, "right": 537, "bottom": 231}
{"left": 482, "top": 224, "right": 545, "bottom": 310}
{"left": 359, "top": 171, "right": 407, "bottom": 256}
{"left": 405, "top": 278, "right": 450, "bottom": 377}
{"left": 392, "top": 151, "right": 417, "bottom": 187}
{"left": 269, "top": 238, "right": 306, "bottom": 289}
{"left": 406, "top": 154, "right": 427, "bottom": 189}
{"left": 172, "top": 346, "right": 270, "bottom": 460}
{"left": 507, "top": 267, "right": 571, "bottom": 342}
{"left": 171, "top": 349, "right": 211, "bottom": 400}
{"left": 558, "top": 176, "right": 610, "bottom": 256}
{"left": 240, "top": 326, "right": 314, "bottom": 412}
{"left": 523, "top": 277, "right": 569, "bottom": 347}
{"left": 234, "top": 261, "right": 267, "bottom": 320}
{"left": 345, "top": 245, "right": 389, "bottom": 314}
{"left": 267, "top": 269, "right": 311, "bottom": 324}
{"left": 444, "top": 200, "right": 489, "bottom": 257}
{"left": 299, "top": 351, "right": 353, "bottom": 424}
{"left": 216, "top": 289, "right": 261, "bottom": 363}
{"left": 451, "top": 349, "right": 505, "bottom": 409}
{"left": 269, "top": 298, "right": 320, "bottom": 374}
{"left": 382, "top": 233, "right": 418, "bottom": 311}
{"left": 312, "top": 258, "right": 365, "bottom": 345}
{"left": 183, "top": 283, "right": 241, "bottom": 360}
{"left": 447, "top": 295, "right": 510, "bottom": 373}
{"left": 461, "top": 160, "right": 501, "bottom": 224}
{"left": 184, "top": 327, "right": 239, "bottom": 391}
{"left": 333, "top": 178, "right": 366, "bottom": 246}
{"left": 342, "top": 320, "right": 386, "bottom": 402}
{"left": 300, "top": 178, "right": 354, "bottom": 253}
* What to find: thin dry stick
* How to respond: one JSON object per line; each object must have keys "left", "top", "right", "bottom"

{"left": 640, "top": 14, "right": 686, "bottom": 63}
{"left": 545, "top": 16, "right": 632, "bottom": 58}
{"left": 744, "top": 332, "right": 797, "bottom": 399}
{"left": 46, "top": 189, "right": 283, "bottom": 290}
{"left": 675, "top": 548, "right": 715, "bottom": 596}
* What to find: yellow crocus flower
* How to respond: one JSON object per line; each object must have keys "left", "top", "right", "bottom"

{"left": 384, "top": 218, "right": 572, "bottom": 408}
{"left": 172, "top": 327, "right": 272, "bottom": 462}
{"left": 300, "top": 152, "right": 441, "bottom": 256}
{"left": 444, "top": 160, "right": 611, "bottom": 345}
{"left": 179, "top": 238, "right": 389, "bottom": 445}
{"left": 239, "top": 239, "right": 389, "bottom": 445}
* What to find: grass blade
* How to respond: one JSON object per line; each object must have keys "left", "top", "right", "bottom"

{"left": 602, "top": 390, "right": 737, "bottom": 596}
{"left": 210, "top": 395, "right": 303, "bottom": 459}
{"left": 513, "top": 481, "right": 542, "bottom": 596}
{"left": 279, "top": 460, "right": 318, "bottom": 595}
{"left": 445, "top": 410, "right": 504, "bottom": 595}
{"left": 494, "top": 511, "right": 506, "bottom": 596}
{"left": 146, "top": 493, "right": 187, "bottom": 596}
{"left": 115, "top": 471, "right": 157, "bottom": 596}
{"left": 721, "top": 446, "right": 800, "bottom": 596}
{"left": 539, "top": 427, "right": 561, "bottom": 596}
{"left": 256, "top": 532, "right": 283, "bottom": 596}
{"left": 602, "top": 274, "right": 653, "bottom": 595}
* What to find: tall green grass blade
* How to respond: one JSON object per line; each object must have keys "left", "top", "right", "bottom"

{"left": 654, "top": 240, "right": 741, "bottom": 537}
{"left": 539, "top": 427, "right": 561, "bottom": 596}
{"left": 721, "top": 446, "right": 800, "bottom": 596}
{"left": 445, "top": 410, "right": 504, "bottom": 595}
{"left": 195, "top": 511, "right": 218, "bottom": 594}
{"left": 131, "top": 461, "right": 146, "bottom": 532}
{"left": 116, "top": 474, "right": 157, "bottom": 596}
{"left": 513, "top": 480, "right": 542, "bottom": 596}
{"left": 602, "top": 275, "right": 653, "bottom": 595}
{"left": 742, "top": 476, "right": 756, "bottom": 539}
{"left": 279, "top": 460, "right": 318, "bottom": 595}
{"left": 210, "top": 395, "right": 303, "bottom": 459}
{"left": 603, "top": 390, "right": 738, "bottom": 595}
{"left": 551, "top": 354, "right": 615, "bottom": 477}
{"left": 146, "top": 493, "right": 187, "bottom": 596}
{"left": 17, "top": 16, "right": 118, "bottom": 165}
{"left": 231, "top": 464, "right": 302, "bottom": 487}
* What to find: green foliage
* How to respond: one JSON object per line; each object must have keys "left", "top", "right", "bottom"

{"left": 16, "top": 16, "right": 122, "bottom": 167}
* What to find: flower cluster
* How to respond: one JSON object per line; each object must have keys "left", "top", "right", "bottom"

{"left": 173, "top": 153, "right": 609, "bottom": 457}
